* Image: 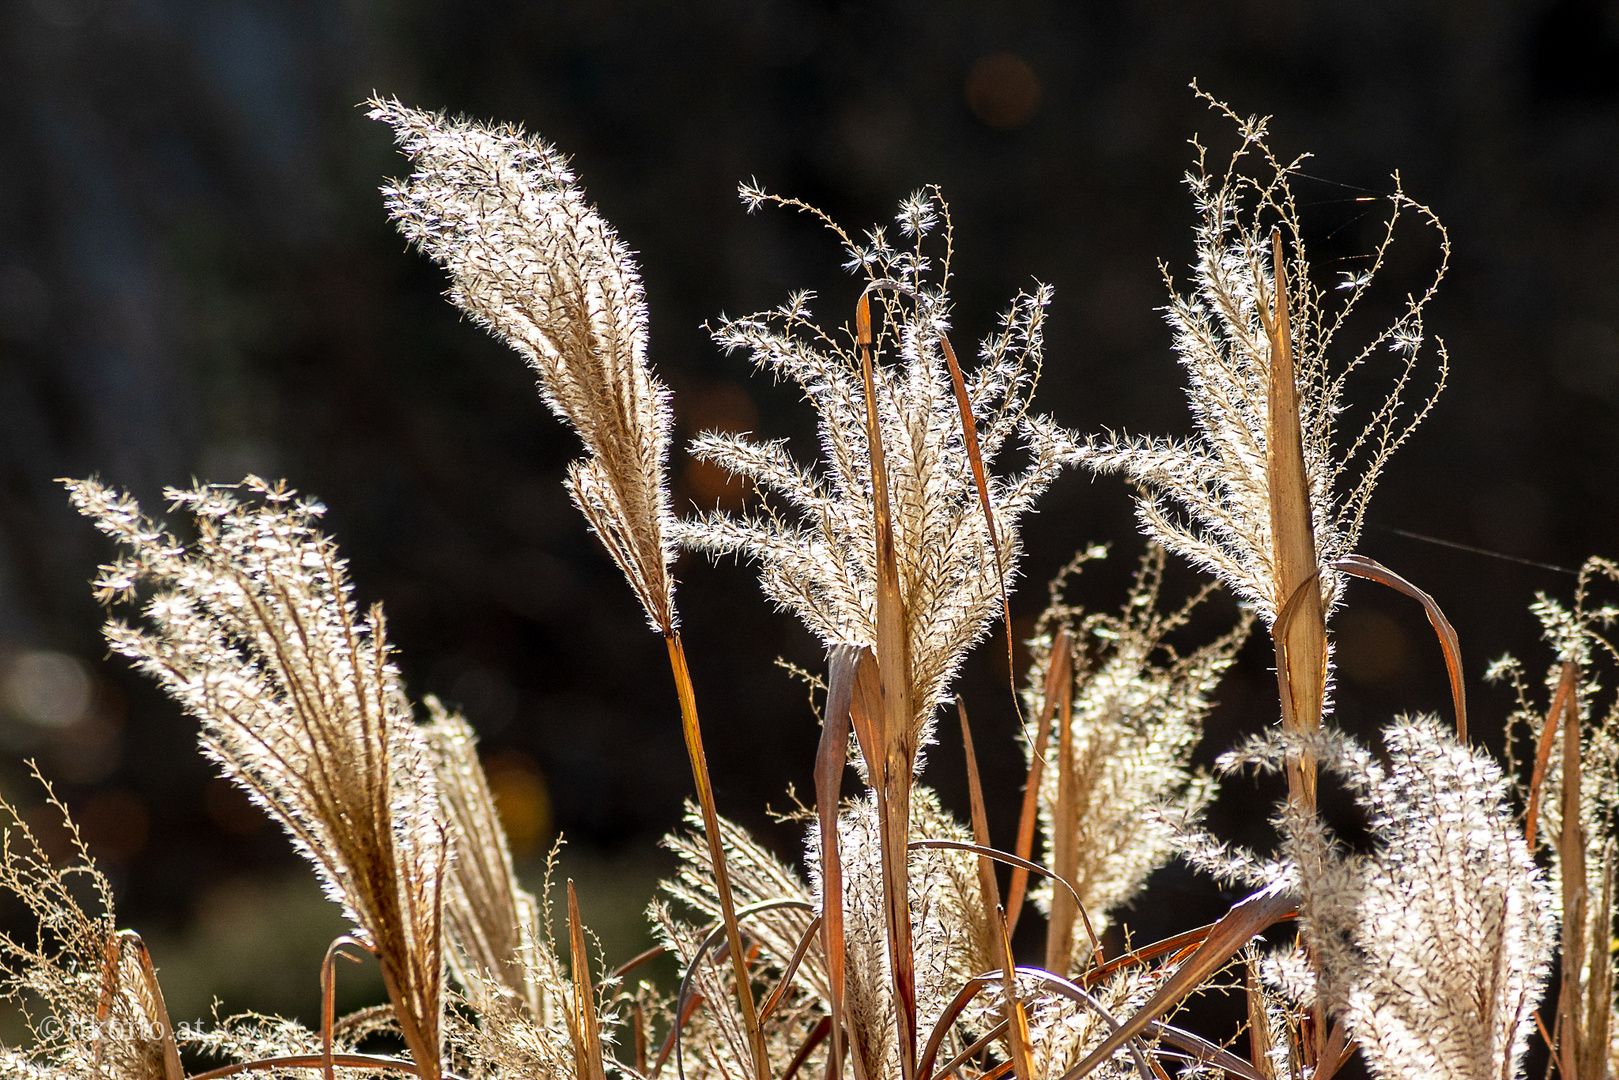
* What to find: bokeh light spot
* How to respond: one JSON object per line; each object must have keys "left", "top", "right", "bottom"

{"left": 2, "top": 651, "right": 92, "bottom": 729}
{"left": 965, "top": 52, "right": 1041, "bottom": 129}
{"left": 485, "top": 750, "right": 551, "bottom": 857}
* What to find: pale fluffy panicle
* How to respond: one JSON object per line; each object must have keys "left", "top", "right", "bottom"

{"left": 424, "top": 704, "right": 565, "bottom": 1025}
{"left": 1071, "top": 100, "right": 1447, "bottom": 626}
{"left": 680, "top": 187, "right": 1072, "bottom": 750}
{"left": 1185, "top": 718, "right": 1554, "bottom": 1080}
{"left": 67, "top": 476, "right": 447, "bottom": 1079}
{"left": 803, "top": 788, "right": 994, "bottom": 1080}
{"left": 1025, "top": 546, "right": 1250, "bottom": 959}
{"left": 371, "top": 98, "right": 677, "bottom": 633}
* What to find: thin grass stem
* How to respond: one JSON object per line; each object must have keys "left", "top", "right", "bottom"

{"left": 664, "top": 632, "right": 771, "bottom": 1080}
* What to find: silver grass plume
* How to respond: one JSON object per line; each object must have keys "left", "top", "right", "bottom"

{"left": 1024, "top": 545, "right": 1251, "bottom": 962}
{"left": 423, "top": 702, "right": 563, "bottom": 1023}
{"left": 649, "top": 906, "right": 760, "bottom": 1080}
{"left": 371, "top": 99, "right": 774, "bottom": 1078}
{"left": 1487, "top": 556, "right": 1619, "bottom": 1079}
{"left": 371, "top": 97, "right": 677, "bottom": 634}
{"left": 803, "top": 788, "right": 994, "bottom": 1080}
{"left": 67, "top": 477, "right": 448, "bottom": 1080}
{"left": 681, "top": 187, "right": 1072, "bottom": 752}
{"left": 1183, "top": 717, "right": 1555, "bottom": 1080}
{"left": 0, "top": 784, "right": 180, "bottom": 1079}
{"left": 1071, "top": 97, "right": 1448, "bottom": 630}
{"left": 656, "top": 809, "right": 827, "bottom": 1077}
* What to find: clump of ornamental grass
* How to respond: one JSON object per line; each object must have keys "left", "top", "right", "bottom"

{"left": 0, "top": 90, "right": 1589, "bottom": 1080}
{"left": 674, "top": 182, "right": 1077, "bottom": 1080}
{"left": 1489, "top": 557, "right": 1619, "bottom": 1080}
{"left": 49, "top": 476, "right": 621, "bottom": 1080}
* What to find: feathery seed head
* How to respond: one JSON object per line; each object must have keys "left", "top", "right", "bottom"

{"left": 805, "top": 788, "right": 994, "bottom": 1080}
{"left": 424, "top": 704, "right": 560, "bottom": 1022}
{"left": 66, "top": 475, "right": 448, "bottom": 1079}
{"left": 1188, "top": 718, "right": 1555, "bottom": 1080}
{"left": 1025, "top": 546, "right": 1251, "bottom": 957}
{"left": 1072, "top": 97, "right": 1449, "bottom": 631}
{"left": 370, "top": 97, "right": 678, "bottom": 633}
{"left": 679, "top": 188, "right": 1072, "bottom": 755}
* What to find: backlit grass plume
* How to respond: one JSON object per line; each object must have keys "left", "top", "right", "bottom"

{"left": 1070, "top": 95, "right": 1449, "bottom": 810}
{"left": 811, "top": 789, "right": 993, "bottom": 1080}
{"left": 370, "top": 97, "right": 675, "bottom": 635}
{"left": 654, "top": 810, "right": 825, "bottom": 1080}
{"left": 66, "top": 477, "right": 448, "bottom": 1080}
{"left": 0, "top": 784, "right": 183, "bottom": 1080}
{"left": 372, "top": 97, "right": 773, "bottom": 1078}
{"left": 424, "top": 704, "right": 553, "bottom": 1020}
{"left": 1185, "top": 717, "right": 1555, "bottom": 1080}
{"left": 681, "top": 187, "right": 1071, "bottom": 751}
{"left": 1488, "top": 556, "right": 1619, "bottom": 1080}
{"left": 1023, "top": 546, "right": 1251, "bottom": 968}
{"left": 1072, "top": 96, "right": 1448, "bottom": 629}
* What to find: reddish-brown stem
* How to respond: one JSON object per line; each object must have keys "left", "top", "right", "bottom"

{"left": 856, "top": 291, "right": 918, "bottom": 1080}
{"left": 664, "top": 633, "right": 770, "bottom": 1080}
{"left": 1527, "top": 660, "right": 1579, "bottom": 847}
{"left": 1006, "top": 628, "right": 1072, "bottom": 937}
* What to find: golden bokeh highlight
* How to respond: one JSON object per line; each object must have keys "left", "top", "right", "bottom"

{"left": 484, "top": 749, "right": 551, "bottom": 856}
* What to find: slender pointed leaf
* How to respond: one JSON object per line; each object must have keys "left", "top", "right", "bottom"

{"left": 1261, "top": 228, "right": 1327, "bottom": 811}
{"left": 568, "top": 881, "right": 608, "bottom": 1080}
{"left": 1333, "top": 554, "right": 1467, "bottom": 740}
{"left": 1527, "top": 659, "right": 1579, "bottom": 846}
{"left": 957, "top": 699, "right": 1035, "bottom": 1080}
{"left": 1046, "top": 634, "right": 1082, "bottom": 971}
{"left": 1558, "top": 677, "right": 1587, "bottom": 1080}
{"left": 1007, "top": 628, "right": 1072, "bottom": 937}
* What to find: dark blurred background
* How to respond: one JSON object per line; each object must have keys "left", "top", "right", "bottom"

{"left": 1, "top": 0, "right": 1616, "bottom": 1050}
